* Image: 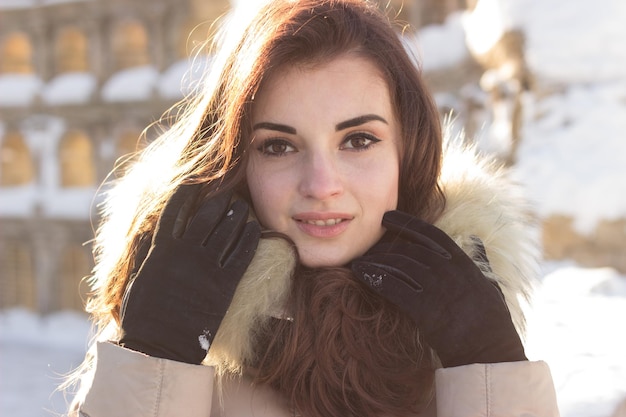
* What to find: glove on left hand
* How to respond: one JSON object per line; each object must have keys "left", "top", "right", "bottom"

{"left": 119, "top": 184, "right": 261, "bottom": 364}
{"left": 351, "top": 210, "right": 526, "bottom": 368}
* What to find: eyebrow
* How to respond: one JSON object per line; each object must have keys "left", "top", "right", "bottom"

{"left": 335, "top": 114, "right": 388, "bottom": 131}
{"left": 252, "top": 122, "right": 297, "bottom": 134}
{"left": 252, "top": 114, "right": 388, "bottom": 135}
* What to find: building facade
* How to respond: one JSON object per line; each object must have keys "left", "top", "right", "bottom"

{"left": 0, "top": 0, "right": 234, "bottom": 312}
{"left": 0, "top": 0, "right": 466, "bottom": 313}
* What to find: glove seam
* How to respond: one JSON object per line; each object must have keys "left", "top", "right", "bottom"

{"left": 153, "top": 360, "right": 165, "bottom": 417}
{"left": 485, "top": 364, "right": 492, "bottom": 417}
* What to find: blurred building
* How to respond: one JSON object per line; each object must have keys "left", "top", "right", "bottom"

{"left": 0, "top": 0, "right": 235, "bottom": 313}
{"left": 0, "top": 0, "right": 467, "bottom": 313}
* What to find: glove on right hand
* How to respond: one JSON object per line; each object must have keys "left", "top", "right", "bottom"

{"left": 351, "top": 210, "right": 526, "bottom": 368}
{"left": 120, "top": 184, "right": 261, "bottom": 364}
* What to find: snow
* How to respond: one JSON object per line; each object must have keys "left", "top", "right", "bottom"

{"left": 1, "top": 0, "right": 626, "bottom": 415}
{"left": 157, "top": 56, "right": 212, "bottom": 99}
{"left": 524, "top": 263, "right": 626, "bottom": 417}
{"left": 462, "top": 0, "right": 517, "bottom": 56}
{"left": 157, "top": 60, "right": 191, "bottom": 99}
{"left": 405, "top": 12, "right": 469, "bottom": 72}
{"left": 411, "top": 0, "right": 626, "bottom": 235}
{"left": 515, "top": 80, "right": 626, "bottom": 233}
{"left": 101, "top": 65, "right": 160, "bottom": 102}
{"left": 0, "top": 0, "right": 35, "bottom": 8}
{"left": 41, "top": 73, "right": 97, "bottom": 106}
{"left": 0, "top": 0, "right": 92, "bottom": 9}
{"left": 0, "top": 309, "right": 92, "bottom": 417}
{"left": 510, "top": 0, "right": 626, "bottom": 83}
{"left": 474, "top": 1, "right": 626, "bottom": 227}
{"left": 0, "top": 115, "right": 97, "bottom": 219}
{"left": 0, "top": 74, "right": 43, "bottom": 107}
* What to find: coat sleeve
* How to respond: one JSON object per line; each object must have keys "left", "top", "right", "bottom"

{"left": 76, "top": 342, "right": 215, "bottom": 417}
{"left": 434, "top": 360, "right": 560, "bottom": 417}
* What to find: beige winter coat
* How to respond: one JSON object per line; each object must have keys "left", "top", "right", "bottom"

{"left": 77, "top": 342, "right": 558, "bottom": 417}
{"left": 71, "top": 139, "right": 560, "bottom": 417}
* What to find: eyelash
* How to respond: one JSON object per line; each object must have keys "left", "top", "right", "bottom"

{"left": 341, "top": 132, "right": 381, "bottom": 151}
{"left": 257, "top": 133, "right": 381, "bottom": 157}
{"left": 256, "top": 138, "right": 294, "bottom": 157}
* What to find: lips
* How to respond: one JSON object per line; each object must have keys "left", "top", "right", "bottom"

{"left": 293, "top": 212, "right": 353, "bottom": 224}
{"left": 293, "top": 213, "right": 353, "bottom": 238}
{"left": 300, "top": 218, "right": 344, "bottom": 226}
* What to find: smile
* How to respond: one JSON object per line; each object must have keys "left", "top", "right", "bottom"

{"left": 293, "top": 214, "right": 353, "bottom": 238}
{"left": 300, "top": 218, "right": 345, "bottom": 226}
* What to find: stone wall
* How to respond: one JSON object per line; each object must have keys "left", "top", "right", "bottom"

{"left": 1, "top": 0, "right": 460, "bottom": 313}
{"left": 3, "top": 0, "right": 620, "bottom": 314}
{"left": 0, "top": 0, "right": 230, "bottom": 313}
{"left": 543, "top": 215, "right": 626, "bottom": 273}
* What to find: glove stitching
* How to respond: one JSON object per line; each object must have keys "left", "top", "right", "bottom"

{"left": 153, "top": 360, "right": 165, "bottom": 417}
{"left": 485, "top": 364, "right": 492, "bottom": 417}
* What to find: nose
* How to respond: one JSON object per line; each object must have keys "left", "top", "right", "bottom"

{"left": 298, "top": 152, "right": 343, "bottom": 200}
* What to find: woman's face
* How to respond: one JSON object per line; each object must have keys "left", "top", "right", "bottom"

{"left": 246, "top": 55, "right": 400, "bottom": 267}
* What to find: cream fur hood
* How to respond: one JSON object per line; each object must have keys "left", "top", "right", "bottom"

{"left": 206, "top": 136, "right": 540, "bottom": 376}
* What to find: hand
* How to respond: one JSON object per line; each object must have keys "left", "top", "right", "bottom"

{"left": 351, "top": 210, "right": 526, "bottom": 368}
{"left": 120, "top": 184, "right": 261, "bottom": 364}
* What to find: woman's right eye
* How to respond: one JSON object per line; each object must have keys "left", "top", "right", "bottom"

{"left": 257, "top": 139, "right": 295, "bottom": 156}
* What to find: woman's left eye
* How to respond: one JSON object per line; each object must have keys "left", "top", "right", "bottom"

{"left": 340, "top": 133, "right": 381, "bottom": 151}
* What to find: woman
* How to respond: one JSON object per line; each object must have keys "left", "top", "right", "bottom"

{"left": 67, "top": 1, "right": 559, "bottom": 416}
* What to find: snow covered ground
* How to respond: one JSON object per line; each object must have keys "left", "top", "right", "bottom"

{"left": 0, "top": 310, "right": 92, "bottom": 416}
{"left": 1, "top": 0, "right": 625, "bottom": 415}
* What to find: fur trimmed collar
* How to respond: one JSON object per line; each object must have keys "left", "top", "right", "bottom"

{"left": 206, "top": 136, "right": 540, "bottom": 375}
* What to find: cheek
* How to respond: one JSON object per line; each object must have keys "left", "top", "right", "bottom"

{"left": 246, "top": 163, "right": 283, "bottom": 230}
{"left": 353, "top": 156, "right": 399, "bottom": 240}
{"left": 375, "top": 174, "right": 399, "bottom": 235}
{"left": 384, "top": 167, "right": 399, "bottom": 209}
{"left": 370, "top": 155, "right": 400, "bottom": 212}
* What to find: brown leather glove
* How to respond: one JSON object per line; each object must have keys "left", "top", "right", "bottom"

{"left": 120, "top": 184, "right": 261, "bottom": 364}
{"left": 351, "top": 210, "right": 526, "bottom": 368}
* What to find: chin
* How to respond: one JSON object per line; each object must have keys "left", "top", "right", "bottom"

{"left": 298, "top": 251, "right": 353, "bottom": 269}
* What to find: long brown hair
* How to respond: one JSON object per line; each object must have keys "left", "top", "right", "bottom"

{"left": 75, "top": 0, "right": 445, "bottom": 416}
{"left": 255, "top": 266, "right": 437, "bottom": 417}
{"left": 224, "top": 1, "right": 444, "bottom": 416}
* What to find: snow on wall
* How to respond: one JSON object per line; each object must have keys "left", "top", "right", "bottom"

{"left": 509, "top": 0, "right": 626, "bottom": 83}
{"left": 0, "top": 116, "right": 97, "bottom": 219}
{"left": 404, "top": 12, "right": 469, "bottom": 72}
{"left": 514, "top": 81, "right": 626, "bottom": 234}
{"left": 158, "top": 56, "right": 212, "bottom": 99}
{"left": 100, "top": 66, "right": 160, "bottom": 102}
{"left": 462, "top": 0, "right": 518, "bottom": 56}
{"left": 504, "top": 0, "right": 626, "bottom": 233}
{"left": 0, "top": 75, "right": 43, "bottom": 107}
{"left": 409, "top": 0, "right": 626, "bottom": 235}
{"left": 41, "top": 72, "right": 97, "bottom": 106}
{"left": 1, "top": 0, "right": 626, "bottom": 233}
{"left": 0, "top": 62, "right": 196, "bottom": 219}
{"left": 0, "top": 0, "right": 92, "bottom": 9}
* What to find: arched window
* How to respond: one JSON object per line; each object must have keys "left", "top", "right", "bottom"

{"left": 0, "top": 32, "right": 33, "bottom": 74}
{"left": 0, "top": 131, "right": 35, "bottom": 186}
{"left": 57, "top": 244, "right": 91, "bottom": 311}
{"left": 117, "top": 129, "right": 143, "bottom": 159}
{"left": 0, "top": 241, "right": 36, "bottom": 310}
{"left": 179, "top": 0, "right": 230, "bottom": 57}
{"left": 59, "top": 130, "right": 96, "bottom": 187}
{"left": 112, "top": 20, "right": 150, "bottom": 70}
{"left": 55, "top": 27, "right": 89, "bottom": 73}
{"left": 178, "top": 18, "right": 210, "bottom": 58}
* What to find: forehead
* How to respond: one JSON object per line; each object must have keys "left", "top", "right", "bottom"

{"left": 252, "top": 54, "right": 393, "bottom": 122}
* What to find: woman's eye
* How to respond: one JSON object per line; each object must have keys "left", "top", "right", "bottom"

{"left": 341, "top": 133, "right": 381, "bottom": 151}
{"left": 257, "top": 139, "right": 295, "bottom": 156}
